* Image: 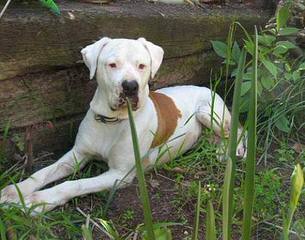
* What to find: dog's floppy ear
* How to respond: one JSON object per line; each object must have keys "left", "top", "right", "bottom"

{"left": 81, "top": 37, "right": 111, "bottom": 80}
{"left": 138, "top": 38, "right": 164, "bottom": 79}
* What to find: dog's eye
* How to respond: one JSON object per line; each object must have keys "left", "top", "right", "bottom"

{"left": 138, "top": 64, "right": 145, "bottom": 70}
{"left": 109, "top": 63, "right": 117, "bottom": 68}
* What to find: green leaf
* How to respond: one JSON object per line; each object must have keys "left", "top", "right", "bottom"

{"left": 277, "top": 41, "right": 297, "bottom": 49}
{"left": 257, "top": 80, "right": 263, "bottom": 96}
{"left": 260, "top": 75, "right": 274, "bottom": 90}
{"left": 143, "top": 227, "right": 172, "bottom": 240}
{"left": 278, "top": 27, "right": 299, "bottom": 36}
{"left": 292, "top": 71, "right": 300, "bottom": 82}
{"left": 275, "top": 115, "right": 290, "bottom": 133}
{"left": 276, "top": 5, "right": 290, "bottom": 31}
{"left": 283, "top": 164, "right": 304, "bottom": 240}
{"left": 0, "top": 218, "right": 6, "bottom": 240}
{"left": 274, "top": 40, "right": 297, "bottom": 55}
{"left": 298, "top": 62, "right": 305, "bottom": 71}
{"left": 98, "top": 219, "right": 121, "bottom": 239}
{"left": 258, "top": 34, "right": 276, "bottom": 47}
{"left": 192, "top": 181, "right": 202, "bottom": 240}
{"left": 39, "top": 0, "right": 60, "bottom": 15}
{"left": 241, "top": 81, "right": 251, "bottom": 96}
{"left": 223, "top": 49, "right": 247, "bottom": 240}
{"left": 262, "top": 58, "right": 278, "bottom": 77}
{"left": 206, "top": 200, "right": 217, "bottom": 240}
{"left": 127, "top": 100, "right": 156, "bottom": 240}
{"left": 242, "top": 26, "right": 258, "bottom": 240}
{"left": 211, "top": 41, "right": 227, "bottom": 58}
{"left": 232, "top": 41, "right": 241, "bottom": 63}
{"left": 244, "top": 39, "right": 254, "bottom": 55}
{"left": 82, "top": 225, "right": 93, "bottom": 240}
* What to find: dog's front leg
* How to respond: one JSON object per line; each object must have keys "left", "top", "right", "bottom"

{"left": 23, "top": 168, "right": 133, "bottom": 213}
{"left": 0, "top": 148, "right": 89, "bottom": 203}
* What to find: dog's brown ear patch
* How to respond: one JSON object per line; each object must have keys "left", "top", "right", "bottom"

{"left": 149, "top": 91, "right": 182, "bottom": 148}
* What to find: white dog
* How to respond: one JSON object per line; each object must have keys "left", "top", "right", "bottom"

{"left": 0, "top": 37, "right": 246, "bottom": 213}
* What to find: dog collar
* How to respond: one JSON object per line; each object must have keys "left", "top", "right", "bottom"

{"left": 94, "top": 114, "right": 122, "bottom": 124}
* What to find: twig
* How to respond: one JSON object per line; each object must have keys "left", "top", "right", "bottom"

{"left": 263, "top": 221, "right": 305, "bottom": 238}
{"left": 76, "top": 207, "right": 113, "bottom": 239}
{"left": 25, "top": 126, "right": 33, "bottom": 172}
{"left": 0, "top": 0, "right": 12, "bottom": 19}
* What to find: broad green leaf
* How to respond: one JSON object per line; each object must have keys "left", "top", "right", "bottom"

{"left": 275, "top": 115, "right": 290, "bottom": 133}
{"left": 244, "top": 39, "right": 254, "bottom": 55}
{"left": 273, "top": 45, "right": 289, "bottom": 55}
{"left": 276, "top": 41, "right": 297, "bottom": 49}
{"left": 284, "top": 72, "right": 292, "bottom": 81}
{"left": 292, "top": 71, "right": 300, "bottom": 82}
{"left": 278, "top": 27, "right": 299, "bottom": 36}
{"left": 260, "top": 74, "right": 274, "bottom": 90}
{"left": 276, "top": 5, "right": 290, "bottom": 31}
{"left": 274, "top": 40, "right": 297, "bottom": 55}
{"left": 257, "top": 80, "right": 263, "bottom": 96}
{"left": 298, "top": 62, "right": 305, "bottom": 71}
{"left": 243, "top": 68, "right": 253, "bottom": 81}
{"left": 241, "top": 81, "right": 251, "bottom": 96}
{"left": 211, "top": 41, "right": 227, "bottom": 58}
{"left": 258, "top": 34, "right": 276, "bottom": 47}
{"left": 262, "top": 58, "right": 278, "bottom": 77}
{"left": 39, "top": 0, "right": 60, "bottom": 14}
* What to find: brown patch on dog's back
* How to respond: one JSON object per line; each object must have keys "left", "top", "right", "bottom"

{"left": 149, "top": 91, "right": 182, "bottom": 148}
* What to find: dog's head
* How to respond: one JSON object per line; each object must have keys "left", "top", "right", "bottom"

{"left": 81, "top": 37, "right": 164, "bottom": 116}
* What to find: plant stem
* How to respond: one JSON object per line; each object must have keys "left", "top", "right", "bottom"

{"left": 241, "top": 26, "right": 258, "bottom": 240}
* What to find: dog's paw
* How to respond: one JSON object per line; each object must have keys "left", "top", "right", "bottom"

{"left": 24, "top": 191, "right": 64, "bottom": 214}
{"left": 0, "top": 185, "right": 21, "bottom": 204}
{"left": 236, "top": 132, "right": 247, "bottom": 159}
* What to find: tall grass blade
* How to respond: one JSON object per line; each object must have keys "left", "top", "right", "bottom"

{"left": 127, "top": 99, "right": 155, "bottom": 240}
{"left": 283, "top": 163, "right": 304, "bottom": 240}
{"left": 222, "top": 48, "right": 247, "bottom": 240}
{"left": 192, "top": 181, "right": 202, "bottom": 240}
{"left": 98, "top": 218, "right": 121, "bottom": 240}
{"left": 206, "top": 199, "right": 216, "bottom": 240}
{"left": 241, "top": 26, "right": 258, "bottom": 240}
{"left": 0, "top": 217, "right": 7, "bottom": 240}
{"left": 222, "top": 156, "right": 233, "bottom": 240}
{"left": 81, "top": 225, "right": 93, "bottom": 240}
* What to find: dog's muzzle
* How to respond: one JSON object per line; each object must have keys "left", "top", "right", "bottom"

{"left": 114, "top": 80, "right": 139, "bottom": 111}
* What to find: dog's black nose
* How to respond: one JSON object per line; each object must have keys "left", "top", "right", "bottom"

{"left": 122, "top": 80, "right": 139, "bottom": 96}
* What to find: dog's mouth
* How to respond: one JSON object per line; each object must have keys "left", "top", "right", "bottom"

{"left": 111, "top": 93, "right": 139, "bottom": 111}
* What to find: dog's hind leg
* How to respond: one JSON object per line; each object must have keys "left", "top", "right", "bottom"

{"left": 196, "top": 92, "right": 246, "bottom": 159}
{"left": 0, "top": 147, "right": 89, "bottom": 203}
{"left": 23, "top": 168, "right": 134, "bottom": 213}
{"left": 196, "top": 92, "right": 232, "bottom": 138}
